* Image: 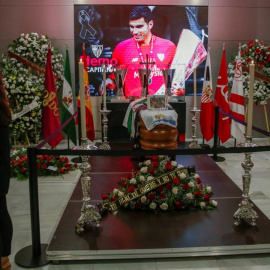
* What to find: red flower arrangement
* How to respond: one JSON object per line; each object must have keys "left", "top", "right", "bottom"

{"left": 101, "top": 156, "right": 218, "bottom": 212}
{"left": 10, "top": 149, "right": 78, "bottom": 180}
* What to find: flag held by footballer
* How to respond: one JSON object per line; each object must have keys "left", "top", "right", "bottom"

{"left": 229, "top": 45, "right": 245, "bottom": 143}
{"left": 42, "top": 46, "right": 62, "bottom": 148}
{"left": 76, "top": 44, "right": 95, "bottom": 142}
{"left": 214, "top": 44, "right": 231, "bottom": 143}
{"left": 200, "top": 46, "right": 214, "bottom": 141}
{"left": 61, "top": 47, "right": 77, "bottom": 145}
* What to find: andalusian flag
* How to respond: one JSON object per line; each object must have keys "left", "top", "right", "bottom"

{"left": 61, "top": 47, "right": 77, "bottom": 145}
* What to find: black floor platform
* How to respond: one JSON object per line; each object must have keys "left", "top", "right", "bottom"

{"left": 47, "top": 153, "right": 270, "bottom": 261}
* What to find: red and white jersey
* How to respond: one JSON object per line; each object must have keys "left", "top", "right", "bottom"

{"left": 111, "top": 35, "right": 176, "bottom": 96}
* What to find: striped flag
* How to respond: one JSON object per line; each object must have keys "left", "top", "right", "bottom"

{"left": 61, "top": 47, "right": 77, "bottom": 145}
{"left": 214, "top": 45, "right": 231, "bottom": 143}
{"left": 229, "top": 46, "right": 245, "bottom": 143}
{"left": 76, "top": 44, "right": 95, "bottom": 141}
{"left": 199, "top": 47, "right": 214, "bottom": 141}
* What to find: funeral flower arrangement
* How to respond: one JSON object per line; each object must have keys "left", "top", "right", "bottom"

{"left": 10, "top": 148, "right": 78, "bottom": 181}
{"left": 228, "top": 39, "right": 270, "bottom": 104}
{"left": 100, "top": 156, "right": 217, "bottom": 213}
{"left": 0, "top": 33, "right": 64, "bottom": 145}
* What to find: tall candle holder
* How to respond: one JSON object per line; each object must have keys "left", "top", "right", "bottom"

{"left": 99, "top": 106, "right": 111, "bottom": 150}
{"left": 76, "top": 138, "right": 101, "bottom": 233}
{"left": 233, "top": 136, "right": 258, "bottom": 226}
{"left": 188, "top": 107, "right": 201, "bottom": 149}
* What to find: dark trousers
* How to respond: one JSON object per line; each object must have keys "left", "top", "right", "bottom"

{"left": 0, "top": 195, "right": 13, "bottom": 257}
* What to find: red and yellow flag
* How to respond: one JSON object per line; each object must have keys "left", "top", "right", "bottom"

{"left": 42, "top": 47, "right": 62, "bottom": 148}
{"left": 77, "top": 44, "right": 95, "bottom": 141}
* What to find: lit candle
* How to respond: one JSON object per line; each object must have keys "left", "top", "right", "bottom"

{"left": 79, "top": 58, "right": 86, "bottom": 138}
{"left": 103, "top": 64, "right": 107, "bottom": 109}
{"left": 246, "top": 60, "right": 255, "bottom": 137}
{"left": 193, "top": 68, "right": 197, "bottom": 108}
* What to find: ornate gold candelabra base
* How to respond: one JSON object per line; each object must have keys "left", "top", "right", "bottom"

{"left": 233, "top": 136, "right": 259, "bottom": 226}
{"left": 99, "top": 109, "right": 111, "bottom": 150}
{"left": 188, "top": 108, "right": 201, "bottom": 149}
{"left": 75, "top": 138, "right": 101, "bottom": 233}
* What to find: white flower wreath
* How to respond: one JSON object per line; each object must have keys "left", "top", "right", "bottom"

{"left": 0, "top": 33, "right": 64, "bottom": 145}
{"left": 228, "top": 39, "right": 270, "bottom": 105}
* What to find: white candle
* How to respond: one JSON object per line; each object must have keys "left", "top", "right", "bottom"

{"left": 103, "top": 64, "right": 107, "bottom": 109}
{"left": 193, "top": 68, "right": 197, "bottom": 108}
{"left": 79, "top": 59, "right": 86, "bottom": 138}
{"left": 247, "top": 61, "right": 255, "bottom": 137}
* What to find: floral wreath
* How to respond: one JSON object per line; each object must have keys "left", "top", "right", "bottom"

{"left": 101, "top": 156, "right": 217, "bottom": 213}
{"left": 228, "top": 39, "right": 270, "bottom": 105}
{"left": 0, "top": 33, "right": 64, "bottom": 145}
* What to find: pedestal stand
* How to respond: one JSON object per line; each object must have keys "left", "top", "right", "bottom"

{"left": 233, "top": 136, "right": 259, "bottom": 226}
{"left": 76, "top": 138, "right": 101, "bottom": 233}
{"left": 188, "top": 108, "right": 201, "bottom": 149}
{"left": 99, "top": 109, "right": 111, "bottom": 150}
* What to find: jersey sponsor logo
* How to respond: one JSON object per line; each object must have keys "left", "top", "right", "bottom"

{"left": 157, "top": 53, "right": 165, "bottom": 61}
{"left": 92, "top": 44, "right": 103, "bottom": 58}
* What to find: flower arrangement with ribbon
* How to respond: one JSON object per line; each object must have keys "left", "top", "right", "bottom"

{"left": 10, "top": 148, "right": 78, "bottom": 181}
{"left": 228, "top": 39, "right": 270, "bottom": 104}
{"left": 0, "top": 33, "right": 64, "bottom": 145}
{"left": 99, "top": 156, "right": 217, "bottom": 213}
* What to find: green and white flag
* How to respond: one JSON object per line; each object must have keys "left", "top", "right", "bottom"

{"left": 61, "top": 47, "right": 77, "bottom": 145}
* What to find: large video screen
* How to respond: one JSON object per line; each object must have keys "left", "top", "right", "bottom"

{"left": 74, "top": 5, "right": 208, "bottom": 97}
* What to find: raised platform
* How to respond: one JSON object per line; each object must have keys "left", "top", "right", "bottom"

{"left": 46, "top": 152, "right": 270, "bottom": 261}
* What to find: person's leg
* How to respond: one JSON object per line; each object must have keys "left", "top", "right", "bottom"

{"left": 0, "top": 196, "right": 13, "bottom": 269}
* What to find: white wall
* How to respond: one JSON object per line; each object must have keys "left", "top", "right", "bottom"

{"left": 0, "top": 0, "right": 270, "bottom": 140}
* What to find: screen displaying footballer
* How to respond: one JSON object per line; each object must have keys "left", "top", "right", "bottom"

{"left": 74, "top": 5, "right": 208, "bottom": 97}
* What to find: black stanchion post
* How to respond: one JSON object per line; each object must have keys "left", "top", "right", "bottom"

{"left": 212, "top": 106, "right": 225, "bottom": 162}
{"left": 15, "top": 146, "right": 49, "bottom": 268}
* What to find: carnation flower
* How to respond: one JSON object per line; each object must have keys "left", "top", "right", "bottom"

{"left": 206, "top": 186, "right": 212, "bottom": 193}
{"left": 211, "top": 200, "right": 218, "bottom": 207}
{"left": 179, "top": 172, "right": 186, "bottom": 179}
{"left": 113, "top": 188, "right": 118, "bottom": 194}
{"left": 188, "top": 181, "right": 194, "bottom": 188}
{"left": 171, "top": 161, "right": 177, "bottom": 167}
{"left": 139, "top": 175, "right": 145, "bottom": 182}
{"left": 118, "top": 191, "right": 124, "bottom": 197}
{"left": 140, "top": 167, "right": 148, "bottom": 173}
{"left": 186, "top": 193, "right": 193, "bottom": 200}
{"left": 144, "top": 160, "right": 151, "bottom": 166}
{"left": 147, "top": 176, "right": 154, "bottom": 181}
{"left": 141, "top": 196, "right": 147, "bottom": 203}
{"left": 194, "top": 173, "right": 200, "bottom": 178}
{"left": 160, "top": 203, "right": 168, "bottom": 210}
{"left": 130, "top": 178, "right": 137, "bottom": 184}
{"left": 172, "top": 187, "right": 178, "bottom": 195}
{"left": 200, "top": 202, "right": 206, "bottom": 209}
{"left": 150, "top": 202, "right": 157, "bottom": 210}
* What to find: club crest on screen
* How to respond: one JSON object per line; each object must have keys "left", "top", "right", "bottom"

{"left": 157, "top": 53, "right": 165, "bottom": 61}
{"left": 92, "top": 45, "right": 103, "bottom": 58}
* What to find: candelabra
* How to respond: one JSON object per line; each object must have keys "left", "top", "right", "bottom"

{"left": 188, "top": 107, "right": 201, "bottom": 149}
{"left": 233, "top": 136, "right": 258, "bottom": 226}
{"left": 76, "top": 138, "right": 101, "bottom": 233}
{"left": 99, "top": 108, "right": 111, "bottom": 150}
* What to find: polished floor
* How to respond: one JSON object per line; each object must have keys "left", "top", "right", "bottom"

{"left": 7, "top": 138, "right": 270, "bottom": 270}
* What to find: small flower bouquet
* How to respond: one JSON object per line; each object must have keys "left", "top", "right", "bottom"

{"left": 10, "top": 149, "right": 78, "bottom": 180}
{"left": 100, "top": 156, "right": 217, "bottom": 213}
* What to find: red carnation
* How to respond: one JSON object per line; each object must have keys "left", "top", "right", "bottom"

{"left": 102, "top": 194, "right": 108, "bottom": 200}
{"left": 157, "top": 185, "right": 164, "bottom": 192}
{"left": 42, "top": 164, "right": 47, "bottom": 169}
{"left": 11, "top": 158, "right": 15, "bottom": 163}
{"left": 122, "top": 181, "right": 127, "bottom": 187}
{"left": 255, "top": 48, "right": 261, "bottom": 55}
{"left": 159, "top": 192, "right": 166, "bottom": 199}
{"left": 64, "top": 157, "right": 68, "bottom": 162}
{"left": 259, "top": 41, "right": 265, "bottom": 45}
{"left": 166, "top": 182, "right": 172, "bottom": 190}
{"left": 248, "top": 40, "right": 254, "bottom": 47}
{"left": 20, "top": 167, "right": 26, "bottom": 172}
{"left": 64, "top": 162, "right": 69, "bottom": 167}
{"left": 149, "top": 168, "right": 155, "bottom": 175}
{"left": 196, "top": 178, "right": 201, "bottom": 184}
{"left": 73, "top": 163, "right": 78, "bottom": 168}
{"left": 60, "top": 168, "right": 65, "bottom": 174}
{"left": 258, "top": 60, "right": 264, "bottom": 67}
{"left": 37, "top": 164, "right": 41, "bottom": 169}
{"left": 152, "top": 156, "right": 158, "bottom": 161}
{"left": 194, "top": 191, "right": 201, "bottom": 197}
{"left": 110, "top": 196, "right": 116, "bottom": 201}
{"left": 66, "top": 167, "right": 71, "bottom": 171}
{"left": 39, "top": 156, "right": 44, "bottom": 161}
{"left": 182, "top": 183, "right": 189, "bottom": 190}
{"left": 172, "top": 177, "right": 180, "bottom": 184}
{"left": 18, "top": 161, "right": 22, "bottom": 166}
{"left": 127, "top": 186, "right": 135, "bottom": 192}
{"left": 153, "top": 161, "right": 159, "bottom": 168}
{"left": 147, "top": 193, "right": 155, "bottom": 200}
{"left": 176, "top": 201, "right": 183, "bottom": 209}
{"left": 165, "top": 164, "right": 172, "bottom": 170}
{"left": 204, "top": 194, "right": 211, "bottom": 201}
{"left": 266, "top": 54, "right": 270, "bottom": 62}
{"left": 198, "top": 184, "right": 203, "bottom": 190}
{"left": 18, "top": 153, "right": 23, "bottom": 158}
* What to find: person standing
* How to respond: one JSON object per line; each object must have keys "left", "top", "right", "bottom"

{"left": 0, "top": 71, "right": 13, "bottom": 270}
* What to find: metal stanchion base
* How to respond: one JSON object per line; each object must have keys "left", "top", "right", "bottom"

{"left": 200, "top": 143, "right": 211, "bottom": 149}
{"left": 211, "top": 155, "right": 226, "bottom": 162}
{"left": 15, "top": 244, "right": 49, "bottom": 268}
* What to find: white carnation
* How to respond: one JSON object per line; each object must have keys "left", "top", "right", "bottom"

{"left": 130, "top": 178, "right": 137, "bottom": 184}
{"left": 113, "top": 188, "right": 118, "bottom": 195}
{"left": 211, "top": 200, "right": 218, "bottom": 207}
{"left": 188, "top": 181, "right": 194, "bottom": 188}
{"left": 200, "top": 202, "right": 206, "bottom": 209}
{"left": 177, "top": 164, "right": 184, "bottom": 168}
{"left": 160, "top": 203, "right": 168, "bottom": 211}
{"left": 144, "top": 160, "right": 151, "bottom": 166}
{"left": 147, "top": 176, "right": 154, "bottom": 181}
{"left": 172, "top": 187, "right": 178, "bottom": 195}
{"left": 186, "top": 193, "right": 193, "bottom": 200}
{"left": 171, "top": 161, "right": 177, "bottom": 167}
{"left": 139, "top": 175, "right": 145, "bottom": 182}
{"left": 194, "top": 173, "right": 200, "bottom": 178}
{"left": 206, "top": 186, "right": 212, "bottom": 193}
{"left": 179, "top": 172, "right": 186, "bottom": 179}
{"left": 150, "top": 202, "right": 157, "bottom": 210}
{"left": 118, "top": 191, "right": 124, "bottom": 197}
{"left": 140, "top": 167, "right": 148, "bottom": 173}
{"left": 141, "top": 196, "right": 147, "bottom": 203}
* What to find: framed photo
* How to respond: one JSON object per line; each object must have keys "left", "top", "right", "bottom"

{"left": 147, "top": 95, "right": 168, "bottom": 110}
